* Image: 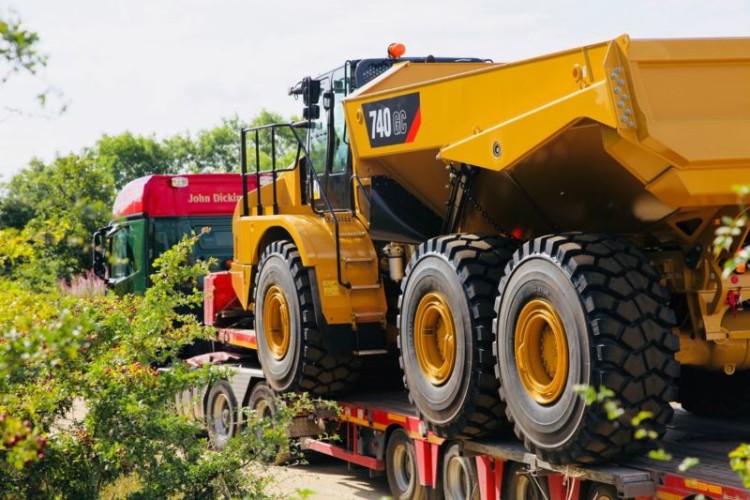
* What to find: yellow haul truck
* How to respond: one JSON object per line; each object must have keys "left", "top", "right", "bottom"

{"left": 206, "top": 36, "right": 750, "bottom": 464}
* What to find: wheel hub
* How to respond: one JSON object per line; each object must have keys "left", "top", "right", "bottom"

{"left": 514, "top": 299, "right": 569, "bottom": 404}
{"left": 414, "top": 292, "right": 456, "bottom": 386}
{"left": 263, "top": 285, "right": 291, "bottom": 360}
{"left": 212, "top": 394, "right": 231, "bottom": 439}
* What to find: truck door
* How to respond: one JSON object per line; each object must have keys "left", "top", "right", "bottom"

{"left": 308, "top": 66, "right": 352, "bottom": 211}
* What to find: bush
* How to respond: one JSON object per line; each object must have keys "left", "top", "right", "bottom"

{"left": 0, "top": 235, "right": 290, "bottom": 498}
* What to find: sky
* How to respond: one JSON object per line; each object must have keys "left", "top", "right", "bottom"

{"left": 1, "top": 0, "right": 748, "bottom": 182}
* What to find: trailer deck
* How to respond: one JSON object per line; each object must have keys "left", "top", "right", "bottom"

{"left": 325, "top": 391, "right": 750, "bottom": 499}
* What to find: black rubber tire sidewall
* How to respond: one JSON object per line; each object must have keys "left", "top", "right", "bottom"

{"left": 496, "top": 254, "right": 591, "bottom": 450}
{"left": 586, "top": 482, "right": 618, "bottom": 500}
{"left": 255, "top": 253, "right": 302, "bottom": 393}
{"left": 503, "top": 463, "right": 549, "bottom": 500}
{"left": 248, "top": 382, "right": 277, "bottom": 419}
{"left": 400, "top": 255, "right": 471, "bottom": 427}
{"left": 386, "top": 429, "right": 426, "bottom": 500}
{"left": 441, "top": 443, "right": 478, "bottom": 500}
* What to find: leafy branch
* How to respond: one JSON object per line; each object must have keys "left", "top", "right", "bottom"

{"left": 0, "top": 10, "right": 46, "bottom": 82}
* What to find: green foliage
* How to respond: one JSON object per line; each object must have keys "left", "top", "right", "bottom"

{"left": 0, "top": 235, "right": 295, "bottom": 498}
{"left": 0, "top": 155, "right": 114, "bottom": 287}
{"left": 164, "top": 115, "right": 248, "bottom": 174}
{"left": 0, "top": 10, "right": 46, "bottom": 81}
{"left": 648, "top": 448, "right": 673, "bottom": 462}
{"left": 678, "top": 456, "right": 700, "bottom": 473}
{"left": 729, "top": 443, "right": 750, "bottom": 489}
{"left": 94, "top": 132, "right": 175, "bottom": 190}
{"left": 574, "top": 385, "right": 674, "bottom": 467}
{"left": 0, "top": 109, "right": 297, "bottom": 286}
{"left": 713, "top": 185, "right": 750, "bottom": 278}
{"left": 245, "top": 110, "right": 302, "bottom": 172}
{"left": 163, "top": 111, "right": 301, "bottom": 174}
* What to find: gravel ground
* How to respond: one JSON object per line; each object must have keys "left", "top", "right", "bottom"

{"left": 264, "top": 454, "right": 391, "bottom": 499}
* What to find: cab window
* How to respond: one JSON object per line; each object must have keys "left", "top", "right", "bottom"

{"left": 111, "top": 227, "right": 136, "bottom": 279}
{"left": 331, "top": 66, "right": 348, "bottom": 175}
{"left": 307, "top": 77, "right": 331, "bottom": 175}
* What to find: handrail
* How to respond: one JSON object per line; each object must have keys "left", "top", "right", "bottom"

{"left": 239, "top": 122, "right": 351, "bottom": 290}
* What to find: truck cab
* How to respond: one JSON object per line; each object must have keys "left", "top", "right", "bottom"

{"left": 93, "top": 174, "right": 248, "bottom": 295}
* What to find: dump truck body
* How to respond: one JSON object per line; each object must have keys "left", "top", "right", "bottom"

{"left": 208, "top": 36, "right": 750, "bottom": 465}
{"left": 342, "top": 36, "right": 750, "bottom": 367}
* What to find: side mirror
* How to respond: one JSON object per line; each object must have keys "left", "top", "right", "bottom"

{"left": 290, "top": 77, "right": 322, "bottom": 120}
{"left": 92, "top": 227, "right": 110, "bottom": 280}
{"left": 303, "top": 105, "right": 320, "bottom": 120}
{"left": 302, "top": 77, "right": 321, "bottom": 106}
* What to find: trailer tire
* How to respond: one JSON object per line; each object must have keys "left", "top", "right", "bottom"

{"left": 585, "top": 482, "right": 618, "bottom": 500}
{"left": 678, "top": 367, "right": 750, "bottom": 419}
{"left": 399, "top": 234, "right": 516, "bottom": 438}
{"left": 255, "top": 240, "right": 360, "bottom": 396}
{"left": 442, "top": 442, "right": 479, "bottom": 500}
{"left": 247, "top": 382, "right": 294, "bottom": 464}
{"left": 248, "top": 382, "right": 277, "bottom": 420}
{"left": 494, "top": 234, "right": 678, "bottom": 464}
{"left": 503, "top": 463, "right": 549, "bottom": 500}
{"left": 206, "top": 380, "right": 240, "bottom": 451}
{"left": 386, "top": 429, "right": 427, "bottom": 500}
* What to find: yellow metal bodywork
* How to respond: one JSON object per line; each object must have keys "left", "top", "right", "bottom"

{"left": 343, "top": 36, "right": 750, "bottom": 373}
{"left": 514, "top": 299, "right": 569, "bottom": 405}
{"left": 231, "top": 170, "right": 386, "bottom": 327}
{"left": 414, "top": 292, "right": 456, "bottom": 386}
{"left": 262, "top": 284, "right": 291, "bottom": 360}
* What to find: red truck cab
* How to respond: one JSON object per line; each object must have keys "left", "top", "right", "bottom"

{"left": 92, "top": 174, "right": 250, "bottom": 295}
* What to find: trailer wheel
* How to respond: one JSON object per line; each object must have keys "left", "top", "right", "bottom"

{"left": 386, "top": 429, "right": 427, "bottom": 500}
{"left": 247, "top": 382, "right": 292, "bottom": 464}
{"left": 206, "top": 380, "right": 239, "bottom": 451}
{"left": 399, "top": 234, "right": 516, "bottom": 437}
{"left": 678, "top": 367, "right": 750, "bottom": 419}
{"left": 442, "top": 443, "right": 479, "bottom": 500}
{"left": 503, "top": 463, "right": 549, "bottom": 500}
{"left": 494, "top": 234, "right": 678, "bottom": 463}
{"left": 585, "top": 482, "right": 618, "bottom": 500}
{"left": 248, "top": 382, "right": 277, "bottom": 420}
{"left": 255, "top": 240, "right": 360, "bottom": 395}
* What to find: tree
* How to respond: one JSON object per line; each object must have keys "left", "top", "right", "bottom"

{"left": 93, "top": 132, "right": 174, "bottom": 189}
{"left": 0, "top": 154, "right": 113, "bottom": 286}
{"left": 0, "top": 110, "right": 299, "bottom": 285}
{"left": 163, "top": 110, "right": 301, "bottom": 175}
{"left": 0, "top": 11, "right": 45, "bottom": 82}
{"left": 164, "top": 116, "right": 247, "bottom": 173}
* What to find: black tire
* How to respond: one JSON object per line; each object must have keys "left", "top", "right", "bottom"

{"left": 494, "top": 234, "right": 679, "bottom": 464}
{"left": 254, "top": 240, "right": 360, "bottom": 395}
{"left": 585, "top": 482, "right": 618, "bottom": 500}
{"left": 679, "top": 367, "right": 750, "bottom": 419}
{"left": 442, "top": 442, "right": 479, "bottom": 500}
{"left": 503, "top": 463, "right": 549, "bottom": 500}
{"left": 247, "top": 382, "right": 292, "bottom": 464}
{"left": 248, "top": 382, "right": 277, "bottom": 420}
{"left": 386, "top": 429, "right": 427, "bottom": 500}
{"left": 398, "top": 234, "right": 517, "bottom": 437}
{"left": 206, "top": 380, "right": 239, "bottom": 451}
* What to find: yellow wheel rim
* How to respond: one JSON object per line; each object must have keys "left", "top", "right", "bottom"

{"left": 414, "top": 292, "right": 456, "bottom": 386}
{"left": 263, "top": 285, "right": 290, "bottom": 360}
{"left": 514, "top": 299, "right": 568, "bottom": 404}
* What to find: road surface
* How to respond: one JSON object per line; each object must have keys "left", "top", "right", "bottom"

{"left": 266, "top": 454, "right": 391, "bottom": 499}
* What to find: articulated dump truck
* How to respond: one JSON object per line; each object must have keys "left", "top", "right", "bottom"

{"left": 207, "top": 35, "right": 750, "bottom": 465}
